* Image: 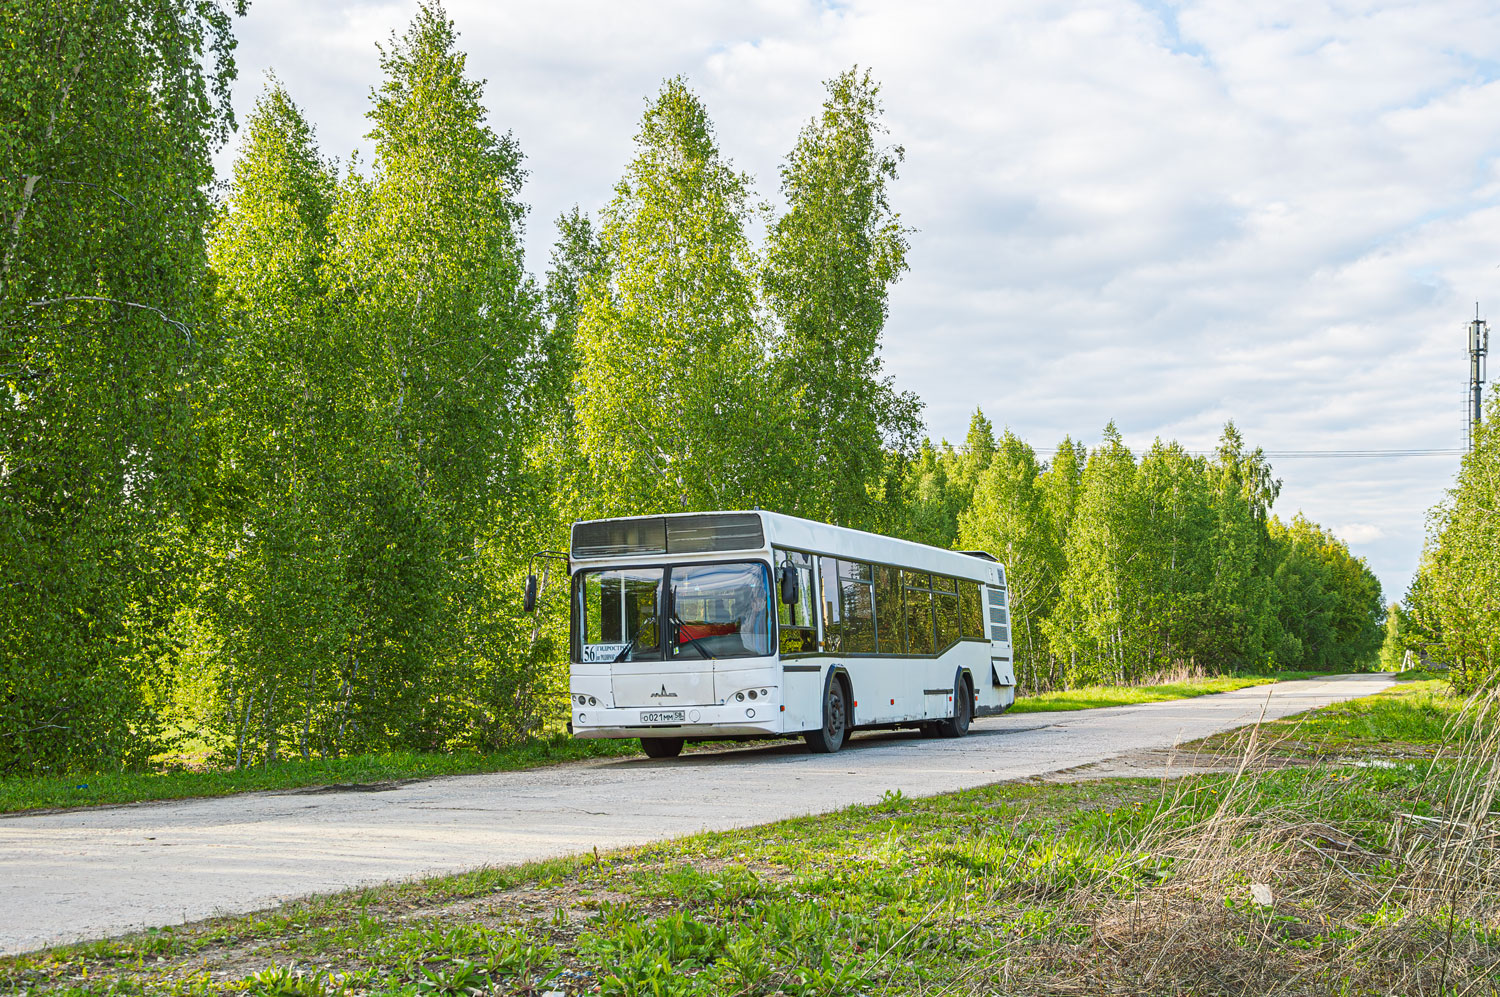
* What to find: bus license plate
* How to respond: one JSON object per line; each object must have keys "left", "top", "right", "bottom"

{"left": 640, "top": 710, "right": 685, "bottom": 724}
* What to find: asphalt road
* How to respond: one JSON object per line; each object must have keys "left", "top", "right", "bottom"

{"left": 0, "top": 672, "right": 1393, "bottom": 956}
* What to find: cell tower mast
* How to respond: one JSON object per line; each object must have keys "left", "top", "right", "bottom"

{"left": 1470, "top": 304, "right": 1490, "bottom": 452}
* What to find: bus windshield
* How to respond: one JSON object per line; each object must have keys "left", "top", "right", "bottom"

{"left": 576, "top": 567, "right": 662, "bottom": 663}
{"left": 574, "top": 562, "right": 772, "bottom": 663}
{"left": 669, "top": 562, "right": 773, "bottom": 659}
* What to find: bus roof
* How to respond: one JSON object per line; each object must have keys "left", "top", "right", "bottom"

{"left": 569, "top": 510, "right": 1003, "bottom": 584}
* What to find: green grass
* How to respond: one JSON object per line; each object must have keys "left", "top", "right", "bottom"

{"left": 1009, "top": 670, "right": 1321, "bottom": 713}
{"left": 1199, "top": 673, "right": 1474, "bottom": 756}
{"left": 4, "top": 679, "right": 1494, "bottom": 996}
{"left": 0, "top": 737, "right": 639, "bottom": 815}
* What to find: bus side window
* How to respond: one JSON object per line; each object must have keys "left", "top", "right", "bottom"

{"left": 819, "top": 555, "right": 842, "bottom": 653}
{"left": 902, "top": 570, "right": 935, "bottom": 655}
{"left": 959, "top": 580, "right": 985, "bottom": 639}
{"left": 775, "top": 548, "right": 818, "bottom": 655}
{"left": 933, "top": 575, "right": 960, "bottom": 651}
{"left": 838, "top": 560, "right": 876, "bottom": 653}
{"left": 874, "top": 565, "right": 902, "bottom": 654}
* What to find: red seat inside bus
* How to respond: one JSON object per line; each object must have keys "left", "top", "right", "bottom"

{"left": 678, "top": 621, "right": 739, "bottom": 642}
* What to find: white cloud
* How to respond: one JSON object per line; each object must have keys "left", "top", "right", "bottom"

{"left": 213, "top": 0, "right": 1500, "bottom": 602}
{"left": 1332, "top": 523, "right": 1387, "bottom": 545}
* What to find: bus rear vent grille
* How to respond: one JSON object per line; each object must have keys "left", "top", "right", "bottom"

{"left": 572, "top": 514, "right": 764, "bottom": 558}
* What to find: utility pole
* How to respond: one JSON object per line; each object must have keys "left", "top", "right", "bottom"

{"left": 1469, "top": 304, "right": 1489, "bottom": 451}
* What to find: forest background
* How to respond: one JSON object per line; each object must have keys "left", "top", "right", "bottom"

{"left": 2, "top": 2, "right": 1484, "bottom": 779}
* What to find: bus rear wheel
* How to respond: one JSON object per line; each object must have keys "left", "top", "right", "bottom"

{"left": 805, "top": 678, "right": 849, "bottom": 754}
{"left": 640, "top": 737, "right": 684, "bottom": 759}
{"left": 936, "top": 676, "right": 972, "bottom": 739}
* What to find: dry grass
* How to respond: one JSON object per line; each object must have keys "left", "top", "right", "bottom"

{"left": 943, "top": 691, "right": 1500, "bottom": 996}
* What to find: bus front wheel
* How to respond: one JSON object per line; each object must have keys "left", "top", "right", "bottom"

{"left": 936, "top": 676, "right": 972, "bottom": 739}
{"left": 641, "top": 737, "right": 684, "bottom": 759}
{"left": 805, "top": 678, "right": 849, "bottom": 754}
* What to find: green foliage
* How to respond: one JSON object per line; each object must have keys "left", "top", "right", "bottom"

{"left": 194, "top": 5, "right": 552, "bottom": 764}
{"left": 763, "top": 68, "right": 922, "bottom": 528}
{"left": 1268, "top": 515, "right": 1383, "bottom": 672}
{"left": 0, "top": 0, "right": 244, "bottom": 774}
{"left": 959, "top": 427, "right": 1061, "bottom": 688}
{"left": 1046, "top": 422, "right": 1143, "bottom": 683}
{"left": 914, "top": 418, "right": 1381, "bottom": 690}
{"left": 572, "top": 77, "right": 776, "bottom": 515}
{"left": 1378, "top": 602, "right": 1412, "bottom": 671}
{"left": 1408, "top": 394, "right": 1500, "bottom": 692}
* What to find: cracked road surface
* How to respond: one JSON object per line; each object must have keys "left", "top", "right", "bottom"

{"left": 0, "top": 672, "right": 1393, "bottom": 955}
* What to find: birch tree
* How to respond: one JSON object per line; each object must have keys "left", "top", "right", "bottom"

{"left": 324, "top": 4, "right": 543, "bottom": 750}
{"left": 959, "top": 429, "right": 1063, "bottom": 690}
{"left": 764, "top": 68, "right": 920, "bottom": 526}
{"left": 1046, "top": 424, "right": 1142, "bottom": 685}
{"left": 573, "top": 78, "right": 776, "bottom": 514}
{"left": 0, "top": 0, "right": 242, "bottom": 773}
{"left": 1406, "top": 396, "right": 1497, "bottom": 690}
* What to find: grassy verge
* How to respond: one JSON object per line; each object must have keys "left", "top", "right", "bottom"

{"left": 5, "top": 679, "right": 1496, "bottom": 996}
{"left": 0, "top": 738, "right": 639, "bottom": 815}
{"left": 1194, "top": 670, "right": 1464, "bottom": 759}
{"left": 1008, "top": 669, "right": 1321, "bottom": 713}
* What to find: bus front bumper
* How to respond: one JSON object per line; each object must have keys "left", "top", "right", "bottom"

{"left": 572, "top": 702, "right": 785, "bottom": 740}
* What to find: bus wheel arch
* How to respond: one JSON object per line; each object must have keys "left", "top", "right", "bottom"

{"left": 805, "top": 667, "right": 852, "bottom": 754}
{"left": 937, "top": 668, "right": 973, "bottom": 739}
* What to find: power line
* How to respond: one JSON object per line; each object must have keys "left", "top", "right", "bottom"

{"left": 941, "top": 444, "right": 1464, "bottom": 459}
{"left": 1223, "top": 449, "right": 1463, "bottom": 459}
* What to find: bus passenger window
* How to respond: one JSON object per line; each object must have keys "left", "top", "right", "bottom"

{"left": 775, "top": 548, "right": 818, "bottom": 655}
{"left": 874, "top": 565, "right": 902, "bottom": 653}
{"left": 902, "top": 571, "right": 935, "bottom": 655}
{"left": 959, "top": 581, "right": 985, "bottom": 639}
{"left": 819, "top": 556, "right": 842, "bottom": 653}
{"left": 838, "top": 562, "right": 876, "bottom": 653}
{"left": 935, "top": 589, "right": 960, "bottom": 650}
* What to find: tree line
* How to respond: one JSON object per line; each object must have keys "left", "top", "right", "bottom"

{"left": 890, "top": 415, "right": 1383, "bottom": 691}
{"left": 0, "top": 3, "right": 1383, "bottom": 775}
{"left": 1393, "top": 395, "right": 1500, "bottom": 691}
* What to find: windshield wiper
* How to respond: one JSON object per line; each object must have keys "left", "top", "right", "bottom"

{"left": 612, "top": 619, "right": 657, "bottom": 663}
{"left": 672, "top": 615, "right": 714, "bottom": 659}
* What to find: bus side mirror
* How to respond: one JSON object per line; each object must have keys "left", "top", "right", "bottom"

{"left": 523, "top": 574, "right": 538, "bottom": 613}
{"left": 778, "top": 563, "right": 799, "bottom": 605}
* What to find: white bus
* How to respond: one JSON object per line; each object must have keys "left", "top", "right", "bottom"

{"left": 543, "top": 510, "right": 1017, "bottom": 757}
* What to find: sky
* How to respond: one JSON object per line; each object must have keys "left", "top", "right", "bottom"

{"left": 214, "top": 0, "right": 1500, "bottom": 601}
